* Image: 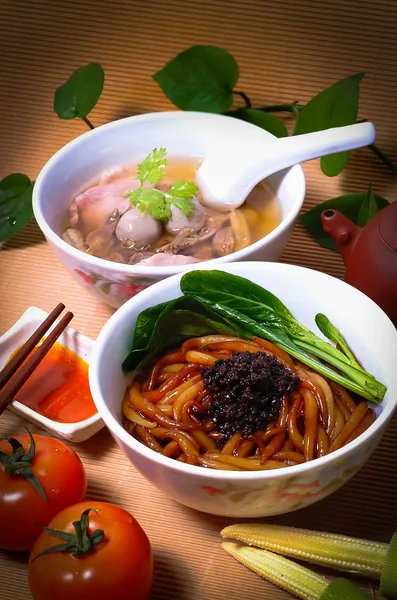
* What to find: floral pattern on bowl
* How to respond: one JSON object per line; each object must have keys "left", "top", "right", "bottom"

{"left": 194, "top": 438, "right": 379, "bottom": 518}
{"left": 74, "top": 267, "right": 151, "bottom": 307}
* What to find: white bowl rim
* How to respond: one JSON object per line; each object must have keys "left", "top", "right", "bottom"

{"left": 89, "top": 261, "right": 397, "bottom": 481}
{"left": 33, "top": 111, "right": 305, "bottom": 277}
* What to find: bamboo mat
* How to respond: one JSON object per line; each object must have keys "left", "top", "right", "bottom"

{"left": 1, "top": 1, "right": 397, "bottom": 599}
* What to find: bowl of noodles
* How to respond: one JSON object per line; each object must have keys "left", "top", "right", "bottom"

{"left": 32, "top": 111, "right": 305, "bottom": 309}
{"left": 89, "top": 262, "right": 397, "bottom": 518}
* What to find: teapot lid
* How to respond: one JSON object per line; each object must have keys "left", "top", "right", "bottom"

{"left": 378, "top": 201, "right": 397, "bottom": 251}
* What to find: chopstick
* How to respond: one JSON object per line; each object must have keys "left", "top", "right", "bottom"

{"left": 0, "top": 303, "right": 66, "bottom": 389}
{"left": 0, "top": 305, "right": 74, "bottom": 416}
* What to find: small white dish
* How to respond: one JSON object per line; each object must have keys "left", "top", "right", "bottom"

{"left": 0, "top": 306, "right": 105, "bottom": 442}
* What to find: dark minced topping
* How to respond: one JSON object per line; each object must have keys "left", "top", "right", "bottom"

{"left": 201, "top": 351, "right": 300, "bottom": 440}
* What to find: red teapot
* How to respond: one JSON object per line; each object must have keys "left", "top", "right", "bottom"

{"left": 321, "top": 201, "right": 397, "bottom": 327}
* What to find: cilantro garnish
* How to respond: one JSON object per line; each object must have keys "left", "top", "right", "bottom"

{"left": 126, "top": 148, "right": 198, "bottom": 221}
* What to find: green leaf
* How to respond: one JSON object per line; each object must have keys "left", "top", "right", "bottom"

{"left": 127, "top": 149, "right": 197, "bottom": 220}
{"left": 181, "top": 270, "right": 294, "bottom": 322}
{"left": 184, "top": 272, "right": 356, "bottom": 370}
{"left": 137, "top": 147, "right": 168, "bottom": 185}
{"left": 54, "top": 63, "right": 104, "bottom": 120}
{"left": 166, "top": 180, "right": 198, "bottom": 217}
{"left": 153, "top": 45, "right": 239, "bottom": 113}
{"left": 357, "top": 183, "right": 378, "bottom": 227}
{"left": 0, "top": 174, "right": 34, "bottom": 242}
{"left": 300, "top": 192, "right": 389, "bottom": 250}
{"left": 188, "top": 293, "right": 385, "bottom": 403}
{"left": 294, "top": 73, "right": 365, "bottom": 176}
{"left": 132, "top": 301, "right": 170, "bottom": 351}
{"left": 122, "top": 296, "right": 242, "bottom": 373}
{"left": 230, "top": 108, "right": 288, "bottom": 138}
{"left": 181, "top": 271, "right": 386, "bottom": 402}
{"left": 166, "top": 195, "right": 194, "bottom": 217}
{"left": 167, "top": 180, "right": 198, "bottom": 200}
{"left": 130, "top": 187, "right": 171, "bottom": 220}
{"left": 315, "top": 313, "right": 362, "bottom": 368}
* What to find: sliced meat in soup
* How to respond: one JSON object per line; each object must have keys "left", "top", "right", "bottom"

{"left": 68, "top": 174, "right": 141, "bottom": 233}
{"left": 137, "top": 254, "right": 200, "bottom": 266}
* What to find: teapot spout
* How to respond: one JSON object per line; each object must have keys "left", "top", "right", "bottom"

{"left": 321, "top": 209, "right": 360, "bottom": 264}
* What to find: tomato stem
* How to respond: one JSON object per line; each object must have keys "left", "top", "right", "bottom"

{"left": 0, "top": 429, "right": 48, "bottom": 501}
{"left": 32, "top": 508, "right": 105, "bottom": 561}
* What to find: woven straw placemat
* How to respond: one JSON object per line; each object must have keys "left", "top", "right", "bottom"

{"left": 1, "top": 1, "right": 396, "bottom": 598}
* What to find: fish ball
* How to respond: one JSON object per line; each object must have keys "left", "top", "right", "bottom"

{"left": 165, "top": 196, "right": 205, "bottom": 235}
{"left": 115, "top": 208, "right": 161, "bottom": 249}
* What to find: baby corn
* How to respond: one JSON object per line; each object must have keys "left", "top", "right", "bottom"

{"left": 221, "top": 523, "right": 388, "bottom": 578}
{"left": 222, "top": 542, "right": 328, "bottom": 600}
{"left": 222, "top": 542, "right": 370, "bottom": 600}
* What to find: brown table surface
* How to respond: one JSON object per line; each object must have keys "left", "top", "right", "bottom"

{"left": 1, "top": 1, "right": 397, "bottom": 598}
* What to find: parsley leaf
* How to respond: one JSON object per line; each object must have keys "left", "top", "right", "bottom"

{"left": 137, "top": 147, "right": 168, "bottom": 184}
{"left": 127, "top": 149, "right": 199, "bottom": 221}
{"left": 166, "top": 180, "right": 198, "bottom": 201}
{"left": 129, "top": 187, "right": 171, "bottom": 220}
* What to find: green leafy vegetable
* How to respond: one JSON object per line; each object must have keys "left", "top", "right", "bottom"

{"left": 181, "top": 269, "right": 294, "bottom": 321}
{"left": 315, "top": 313, "right": 364, "bottom": 371}
{"left": 294, "top": 73, "right": 365, "bottom": 176}
{"left": 122, "top": 296, "right": 243, "bottom": 373}
{"left": 357, "top": 183, "right": 378, "bottom": 227}
{"left": 0, "top": 174, "right": 34, "bottom": 242}
{"left": 229, "top": 108, "right": 289, "bottom": 138}
{"left": 180, "top": 271, "right": 385, "bottom": 403}
{"left": 126, "top": 148, "right": 198, "bottom": 221}
{"left": 300, "top": 190, "right": 389, "bottom": 250}
{"left": 131, "top": 300, "right": 170, "bottom": 352}
{"left": 189, "top": 294, "right": 381, "bottom": 400}
{"left": 153, "top": 45, "right": 239, "bottom": 113}
{"left": 54, "top": 63, "right": 104, "bottom": 129}
{"left": 123, "top": 269, "right": 386, "bottom": 403}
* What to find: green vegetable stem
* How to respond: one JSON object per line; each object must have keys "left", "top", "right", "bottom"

{"left": 180, "top": 270, "right": 386, "bottom": 403}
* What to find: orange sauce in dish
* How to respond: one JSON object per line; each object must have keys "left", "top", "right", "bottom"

{"left": 10, "top": 341, "right": 97, "bottom": 423}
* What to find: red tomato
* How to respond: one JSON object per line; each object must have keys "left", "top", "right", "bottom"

{"left": 0, "top": 433, "right": 86, "bottom": 551}
{"left": 28, "top": 501, "right": 153, "bottom": 600}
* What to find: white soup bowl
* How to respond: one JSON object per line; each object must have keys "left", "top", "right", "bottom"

{"left": 33, "top": 112, "right": 305, "bottom": 308}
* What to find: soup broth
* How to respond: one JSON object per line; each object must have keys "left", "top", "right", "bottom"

{"left": 62, "top": 156, "right": 281, "bottom": 267}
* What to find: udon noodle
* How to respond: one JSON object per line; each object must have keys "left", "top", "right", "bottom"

{"left": 122, "top": 335, "right": 376, "bottom": 471}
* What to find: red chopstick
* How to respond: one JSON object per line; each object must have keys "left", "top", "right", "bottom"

{"left": 0, "top": 305, "right": 74, "bottom": 417}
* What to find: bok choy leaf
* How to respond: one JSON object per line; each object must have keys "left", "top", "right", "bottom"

{"left": 122, "top": 270, "right": 386, "bottom": 404}
{"left": 122, "top": 296, "right": 248, "bottom": 373}
{"left": 180, "top": 271, "right": 386, "bottom": 404}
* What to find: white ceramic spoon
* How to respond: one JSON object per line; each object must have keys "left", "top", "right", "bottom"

{"left": 196, "top": 122, "right": 376, "bottom": 210}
